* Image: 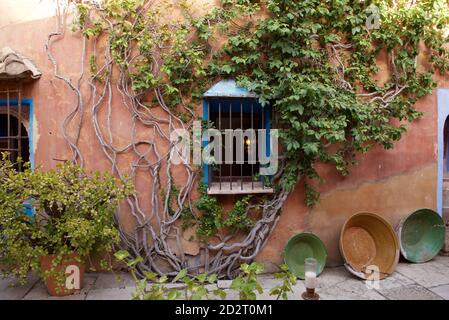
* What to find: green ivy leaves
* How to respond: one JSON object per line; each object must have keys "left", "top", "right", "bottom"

{"left": 230, "top": 262, "right": 264, "bottom": 300}
{"left": 74, "top": 0, "right": 449, "bottom": 213}
{"left": 195, "top": 181, "right": 254, "bottom": 239}
{"left": 211, "top": 0, "right": 449, "bottom": 206}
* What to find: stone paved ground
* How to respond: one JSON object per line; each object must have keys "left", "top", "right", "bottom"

{"left": 2, "top": 255, "right": 449, "bottom": 300}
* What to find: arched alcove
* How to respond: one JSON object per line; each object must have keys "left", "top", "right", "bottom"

{"left": 437, "top": 89, "right": 449, "bottom": 216}
{"left": 0, "top": 47, "right": 40, "bottom": 171}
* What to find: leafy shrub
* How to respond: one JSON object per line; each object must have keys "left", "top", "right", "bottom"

{"left": 0, "top": 154, "right": 132, "bottom": 284}
{"left": 114, "top": 250, "right": 227, "bottom": 300}
{"left": 115, "top": 250, "right": 300, "bottom": 300}
{"left": 269, "top": 264, "right": 297, "bottom": 300}
{"left": 230, "top": 262, "right": 264, "bottom": 300}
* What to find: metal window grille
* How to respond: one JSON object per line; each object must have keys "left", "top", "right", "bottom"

{"left": 0, "top": 87, "right": 29, "bottom": 171}
{"left": 205, "top": 97, "right": 272, "bottom": 194}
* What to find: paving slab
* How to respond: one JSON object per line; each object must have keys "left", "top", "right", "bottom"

{"left": 0, "top": 274, "right": 39, "bottom": 300}
{"left": 23, "top": 282, "right": 86, "bottom": 300}
{"left": 431, "top": 255, "right": 449, "bottom": 267}
{"left": 217, "top": 280, "right": 232, "bottom": 289}
{"left": 86, "top": 286, "right": 136, "bottom": 300}
{"left": 378, "top": 284, "right": 443, "bottom": 300}
{"left": 162, "top": 283, "right": 185, "bottom": 290}
{"left": 256, "top": 274, "right": 284, "bottom": 289}
{"left": 375, "top": 271, "right": 416, "bottom": 291}
{"left": 317, "top": 277, "right": 386, "bottom": 300}
{"left": 222, "top": 289, "right": 240, "bottom": 300}
{"left": 316, "top": 266, "right": 350, "bottom": 290}
{"left": 428, "top": 284, "right": 449, "bottom": 300}
{"left": 91, "top": 272, "right": 134, "bottom": 290}
{"left": 23, "top": 273, "right": 97, "bottom": 300}
{"left": 3, "top": 256, "right": 449, "bottom": 300}
{"left": 396, "top": 260, "right": 449, "bottom": 288}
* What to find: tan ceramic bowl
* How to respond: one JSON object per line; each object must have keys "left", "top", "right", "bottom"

{"left": 339, "top": 212, "right": 399, "bottom": 280}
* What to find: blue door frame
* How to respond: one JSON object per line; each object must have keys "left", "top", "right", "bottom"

{"left": 437, "top": 89, "right": 449, "bottom": 216}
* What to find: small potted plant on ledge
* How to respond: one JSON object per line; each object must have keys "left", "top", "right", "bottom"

{"left": 0, "top": 154, "right": 132, "bottom": 296}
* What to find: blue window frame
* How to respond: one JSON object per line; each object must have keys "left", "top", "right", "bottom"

{"left": 0, "top": 97, "right": 34, "bottom": 216}
{"left": 0, "top": 98, "right": 34, "bottom": 169}
{"left": 202, "top": 80, "right": 272, "bottom": 194}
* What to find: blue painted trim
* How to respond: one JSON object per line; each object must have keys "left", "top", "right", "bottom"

{"left": 0, "top": 98, "right": 35, "bottom": 216}
{"left": 208, "top": 98, "right": 264, "bottom": 114}
{"left": 443, "top": 136, "right": 449, "bottom": 171}
{"left": 437, "top": 89, "right": 449, "bottom": 216}
{"left": 0, "top": 98, "right": 34, "bottom": 170}
{"left": 264, "top": 106, "right": 271, "bottom": 158}
{"left": 259, "top": 105, "right": 272, "bottom": 183}
{"left": 202, "top": 97, "right": 273, "bottom": 186}
{"left": 202, "top": 98, "right": 210, "bottom": 186}
{"left": 28, "top": 99, "right": 34, "bottom": 170}
{"left": 203, "top": 79, "right": 257, "bottom": 98}
{"left": 203, "top": 81, "right": 273, "bottom": 187}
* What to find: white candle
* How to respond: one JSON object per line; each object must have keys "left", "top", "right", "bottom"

{"left": 305, "top": 271, "right": 317, "bottom": 289}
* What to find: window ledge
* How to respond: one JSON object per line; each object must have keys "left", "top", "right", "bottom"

{"left": 206, "top": 181, "right": 274, "bottom": 195}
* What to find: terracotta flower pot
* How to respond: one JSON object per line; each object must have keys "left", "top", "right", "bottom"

{"left": 39, "top": 252, "right": 85, "bottom": 297}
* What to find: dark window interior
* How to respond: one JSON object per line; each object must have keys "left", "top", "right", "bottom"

{"left": 0, "top": 113, "right": 29, "bottom": 171}
{"left": 443, "top": 117, "right": 449, "bottom": 175}
{"left": 208, "top": 98, "right": 265, "bottom": 183}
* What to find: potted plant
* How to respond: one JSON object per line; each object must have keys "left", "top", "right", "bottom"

{"left": 0, "top": 154, "right": 132, "bottom": 296}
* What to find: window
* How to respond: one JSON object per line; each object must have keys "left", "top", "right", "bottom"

{"left": 0, "top": 89, "right": 30, "bottom": 172}
{"left": 203, "top": 80, "right": 274, "bottom": 195}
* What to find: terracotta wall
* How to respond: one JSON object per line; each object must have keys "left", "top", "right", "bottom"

{"left": 1, "top": 11, "right": 448, "bottom": 268}
{"left": 0, "top": 0, "right": 57, "bottom": 29}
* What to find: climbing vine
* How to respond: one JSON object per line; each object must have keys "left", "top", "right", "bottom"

{"left": 211, "top": 0, "right": 449, "bottom": 204}
{"left": 47, "top": 0, "right": 449, "bottom": 278}
{"left": 195, "top": 182, "right": 254, "bottom": 239}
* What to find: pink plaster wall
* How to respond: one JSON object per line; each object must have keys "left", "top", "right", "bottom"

{"left": 1, "top": 16, "right": 448, "bottom": 268}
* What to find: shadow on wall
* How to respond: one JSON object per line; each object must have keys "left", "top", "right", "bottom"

{"left": 442, "top": 113, "right": 449, "bottom": 229}
{"left": 438, "top": 89, "right": 449, "bottom": 216}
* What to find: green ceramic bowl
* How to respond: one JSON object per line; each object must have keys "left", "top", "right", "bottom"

{"left": 397, "top": 208, "right": 445, "bottom": 263}
{"left": 283, "top": 232, "right": 327, "bottom": 279}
